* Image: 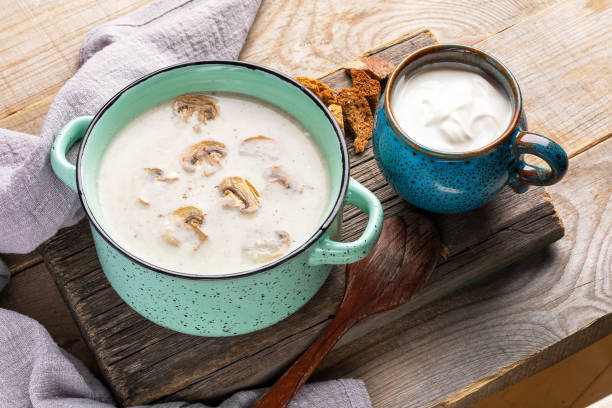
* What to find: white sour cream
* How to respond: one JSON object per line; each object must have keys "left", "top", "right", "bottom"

{"left": 391, "top": 67, "right": 513, "bottom": 153}
{"left": 97, "top": 93, "right": 330, "bottom": 276}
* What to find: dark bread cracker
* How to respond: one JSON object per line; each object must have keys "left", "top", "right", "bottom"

{"left": 296, "top": 77, "right": 337, "bottom": 105}
{"left": 337, "top": 88, "right": 373, "bottom": 153}
{"left": 349, "top": 69, "right": 381, "bottom": 114}
{"left": 328, "top": 103, "right": 344, "bottom": 135}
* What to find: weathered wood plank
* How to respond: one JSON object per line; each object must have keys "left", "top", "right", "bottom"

{"left": 241, "top": 0, "right": 612, "bottom": 159}
{"left": 37, "top": 29, "right": 566, "bottom": 405}
{"left": 1, "top": 251, "right": 43, "bottom": 276}
{"left": 315, "top": 136, "right": 612, "bottom": 408}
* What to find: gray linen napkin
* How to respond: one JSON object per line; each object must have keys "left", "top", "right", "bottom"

{"left": 0, "top": 0, "right": 372, "bottom": 406}
{"left": 0, "top": 308, "right": 371, "bottom": 408}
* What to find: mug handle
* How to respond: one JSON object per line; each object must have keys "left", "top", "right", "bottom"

{"left": 308, "top": 178, "right": 383, "bottom": 266}
{"left": 50, "top": 116, "right": 93, "bottom": 192}
{"left": 508, "top": 131, "right": 569, "bottom": 194}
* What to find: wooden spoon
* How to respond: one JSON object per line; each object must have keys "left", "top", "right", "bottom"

{"left": 252, "top": 214, "right": 440, "bottom": 408}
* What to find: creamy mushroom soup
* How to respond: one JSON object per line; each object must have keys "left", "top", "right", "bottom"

{"left": 97, "top": 93, "right": 330, "bottom": 276}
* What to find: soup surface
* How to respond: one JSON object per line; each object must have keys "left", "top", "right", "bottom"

{"left": 98, "top": 93, "right": 330, "bottom": 275}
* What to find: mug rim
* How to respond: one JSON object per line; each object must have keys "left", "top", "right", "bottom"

{"left": 76, "top": 60, "right": 349, "bottom": 280}
{"left": 384, "top": 44, "right": 523, "bottom": 158}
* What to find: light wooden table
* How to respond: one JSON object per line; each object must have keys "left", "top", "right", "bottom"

{"left": 1, "top": 1, "right": 610, "bottom": 407}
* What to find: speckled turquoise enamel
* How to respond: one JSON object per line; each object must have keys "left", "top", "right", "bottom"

{"left": 374, "top": 105, "right": 518, "bottom": 213}
{"left": 373, "top": 44, "right": 568, "bottom": 214}
{"left": 51, "top": 61, "right": 383, "bottom": 337}
{"left": 92, "top": 219, "right": 340, "bottom": 336}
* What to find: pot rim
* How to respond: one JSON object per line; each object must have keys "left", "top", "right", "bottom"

{"left": 384, "top": 44, "right": 523, "bottom": 158}
{"left": 76, "top": 60, "right": 349, "bottom": 280}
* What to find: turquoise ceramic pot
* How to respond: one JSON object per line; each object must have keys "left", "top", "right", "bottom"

{"left": 51, "top": 61, "right": 383, "bottom": 337}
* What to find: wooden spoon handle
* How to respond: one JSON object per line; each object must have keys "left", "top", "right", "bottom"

{"left": 252, "top": 310, "right": 358, "bottom": 408}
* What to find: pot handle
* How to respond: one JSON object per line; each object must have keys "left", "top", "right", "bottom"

{"left": 308, "top": 178, "right": 383, "bottom": 266}
{"left": 50, "top": 116, "right": 93, "bottom": 192}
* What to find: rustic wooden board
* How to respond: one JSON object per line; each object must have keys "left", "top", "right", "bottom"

{"left": 37, "top": 29, "right": 564, "bottom": 406}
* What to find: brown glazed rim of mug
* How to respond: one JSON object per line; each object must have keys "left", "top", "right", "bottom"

{"left": 384, "top": 44, "right": 522, "bottom": 158}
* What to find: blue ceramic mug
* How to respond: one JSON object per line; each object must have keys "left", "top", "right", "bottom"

{"left": 373, "top": 44, "right": 569, "bottom": 213}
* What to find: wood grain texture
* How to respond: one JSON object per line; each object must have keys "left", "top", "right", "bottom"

{"left": 239, "top": 0, "right": 612, "bottom": 159}
{"left": 573, "top": 361, "right": 612, "bottom": 408}
{"left": 43, "top": 224, "right": 346, "bottom": 404}
{"left": 36, "top": 30, "right": 565, "bottom": 406}
{"left": 315, "top": 136, "right": 612, "bottom": 408}
{"left": 0, "top": 0, "right": 151, "bottom": 127}
{"left": 240, "top": 0, "right": 559, "bottom": 77}
{"left": 471, "top": 0, "right": 612, "bottom": 158}
{"left": 0, "top": 0, "right": 558, "bottom": 135}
